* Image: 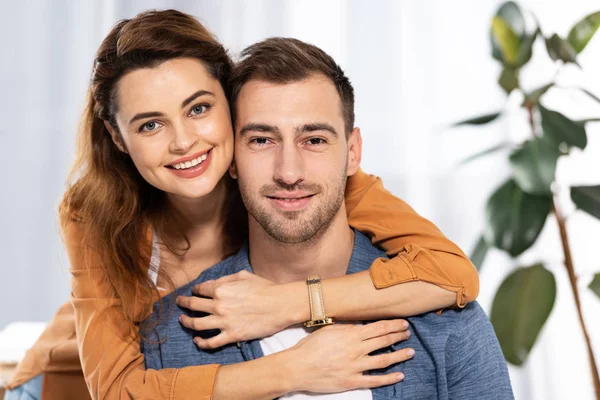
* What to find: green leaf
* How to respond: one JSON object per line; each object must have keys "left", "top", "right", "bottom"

{"left": 470, "top": 235, "right": 489, "bottom": 271}
{"left": 539, "top": 105, "right": 587, "bottom": 149}
{"left": 459, "top": 142, "right": 511, "bottom": 166}
{"left": 509, "top": 137, "right": 560, "bottom": 195}
{"left": 492, "top": 16, "right": 521, "bottom": 65}
{"left": 590, "top": 273, "right": 600, "bottom": 299}
{"left": 452, "top": 112, "right": 502, "bottom": 126}
{"left": 571, "top": 185, "right": 600, "bottom": 220}
{"left": 567, "top": 11, "right": 600, "bottom": 54}
{"left": 499, "top": 67, "right": 520, "bottom": 94}
{"left": 485, "top": 179, "right": 551, "bottom": 257}
{"left": 491, "top": 264, "right": 556, "bottom": 366}
{"left": 545, "top": 34, "right": 579, "bottom": 65}
{"left": 514, "top": 28, "right": 539, "bottom": 67}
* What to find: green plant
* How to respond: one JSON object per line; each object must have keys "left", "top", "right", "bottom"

{"left": 452, "top": 2, "right": 600, "bottom": 398}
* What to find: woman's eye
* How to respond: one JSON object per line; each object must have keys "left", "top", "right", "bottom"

{"left": 140, "top": 121, "right": 159, "bottom": 132}
{"left": 190, "top": 104, "right": 209, "bottom": 116}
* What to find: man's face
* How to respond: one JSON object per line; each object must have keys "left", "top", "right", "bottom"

{"left": 232, "top": 74, "right": 361, "bottom": 243}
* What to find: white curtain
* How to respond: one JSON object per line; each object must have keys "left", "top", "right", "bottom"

{"left": 1, "top": 1, "right": 599, "bottom": 399}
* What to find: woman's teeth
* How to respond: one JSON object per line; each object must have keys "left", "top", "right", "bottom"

{"left": 172, "top": 153, "right": 208, "bottom": 170}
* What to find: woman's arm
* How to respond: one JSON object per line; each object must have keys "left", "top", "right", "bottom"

{"left": 213, "top": 321, "right": 412, "bottom": 400}
{"left": 177, "top": 169, "right": 478, "bottom": 349}
{"left": 65, "top": 222, "right": 411, "bottom": 399}
{"left": 345, "top": 168, "right": 479, "bottom": 308}
{"left": 64, "top": 222, "right": 220, "bottom": 399}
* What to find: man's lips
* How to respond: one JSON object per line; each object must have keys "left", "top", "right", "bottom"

{"left": 266, "top": 192, "right": 315, "bottom": 201}
{"left": 266, "top": 193, "right": 316, "bottom": 211}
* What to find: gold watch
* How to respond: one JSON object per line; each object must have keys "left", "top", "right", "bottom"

{"left": 304, "top": 275, "right": 335, "bottom": 328}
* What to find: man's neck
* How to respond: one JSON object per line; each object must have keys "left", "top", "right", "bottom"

{"left": 248, "top": 208, "right": 355, "bottom": 283}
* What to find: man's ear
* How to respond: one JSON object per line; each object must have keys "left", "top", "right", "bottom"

{"left": 346, "top": 127, "right": 362, "bottom": 176}
{"left": 228, "top": 160, "right": 238, "bottom": 179}
{"left": 104, "top": 120, "right": 128, "bottom": 154}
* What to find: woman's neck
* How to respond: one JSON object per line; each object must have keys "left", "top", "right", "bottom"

{"left": 159, "top": 178, "right": 231, "bottom": 287}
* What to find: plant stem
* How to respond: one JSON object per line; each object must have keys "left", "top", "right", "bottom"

{"left": 526, "top": 104, "right": 600, "bottom": 398}
{"left": 552, "top": 200, "right": 600, "bottom": 399}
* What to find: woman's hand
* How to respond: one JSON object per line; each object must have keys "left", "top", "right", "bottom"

{"left": 177, "top": 270, "right": 296, "bottom": 348}
{"left": 287, "top": 319, "right": 414, "bottom": 393}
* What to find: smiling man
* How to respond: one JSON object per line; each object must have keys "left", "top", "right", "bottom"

{"left": 142, "top": 37, "right": 513, "bottom": 399}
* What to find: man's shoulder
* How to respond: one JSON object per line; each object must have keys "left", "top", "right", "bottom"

{"left": 347, "top": 231, "right": 387, "bottom": 273}
{"left": 410, "top": 301, "right": 489, "bottom": 329}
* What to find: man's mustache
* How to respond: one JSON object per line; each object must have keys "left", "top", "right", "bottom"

{"left": 260, "top": 182, "right": 322, "bottom": 196}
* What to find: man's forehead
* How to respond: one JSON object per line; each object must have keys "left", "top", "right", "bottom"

{"left": 235, "top": 75, "right": 343, "bottom": 123}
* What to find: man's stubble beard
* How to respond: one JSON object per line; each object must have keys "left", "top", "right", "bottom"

{"left": 238, "top": 168, "right": 348, "bottom": 244}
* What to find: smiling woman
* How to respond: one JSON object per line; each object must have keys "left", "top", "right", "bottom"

{"left": 5, "top": 8, "right": 479, "bottom": 400}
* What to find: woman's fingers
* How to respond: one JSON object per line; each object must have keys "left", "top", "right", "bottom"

{"left": 363, "top": 347, "right": 415, "bottom": 372}
{"left": 357, "top": 371, "right": 405, "bottom": 389}
{"left": 359, "top": 319, "right": 409, "bottom": 340}
{"left": 193, "top": 333, "right": 231, "bottom": 350}
{"left": 362, "top": 330, "right": 410, "bottom": 354}
{"left": 176, "top": 295, "right": 215, "bottom": 314}
{"left": 179, "top": 314, "right": 221, "bottom": 331}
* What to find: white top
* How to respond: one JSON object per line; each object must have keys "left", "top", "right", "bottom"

{"left": 147, "top": 230, "right": 161, "bottom": 285}
{"left": 260, "top": 324, "right": 373, "bottom": 399}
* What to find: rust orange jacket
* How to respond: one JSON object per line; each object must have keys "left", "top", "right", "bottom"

{"left": 7, "top": 169, "right": 479, "bottom": 399}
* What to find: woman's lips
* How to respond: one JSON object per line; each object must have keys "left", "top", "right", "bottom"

{"left": 166, "top": 149, "right": 213, "bottom": 179}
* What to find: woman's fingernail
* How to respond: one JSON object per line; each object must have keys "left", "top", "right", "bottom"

{"left": 406, "top": 348, "right": 415, "bottom": 357}
{"left": 396, "top": 373, "right": 405, "bottom": 381}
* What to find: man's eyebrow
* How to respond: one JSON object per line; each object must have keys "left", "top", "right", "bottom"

{"left": 296, "top": 123, "right": 338, "bottom": 137}
{"left": 238, "top": 123, "right": 281, "bottom": 136}
{"left": 128, "top": 112, "right": 164, "bottom": 126}
{"left": 181, "top": 89, "right": 215, "bottom": 109}
{"left": 127, "top": 90, "right": 215, "bottom": 126}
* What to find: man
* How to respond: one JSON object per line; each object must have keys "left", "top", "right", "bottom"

{"left": 142, "top": 37, "right": 513, "bottom": 399}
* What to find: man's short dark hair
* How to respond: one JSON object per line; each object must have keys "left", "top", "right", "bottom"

{"left": 229, "top": 37, "right": 355, "bottom": 134}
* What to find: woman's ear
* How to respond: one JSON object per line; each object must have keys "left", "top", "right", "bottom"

{"left": 104, "top": 120, "right": 128, "bottom": 154}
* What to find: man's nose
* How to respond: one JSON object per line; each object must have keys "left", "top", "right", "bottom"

{"left": 170, "top": 121, "right": 198, "bottom": 153}
{"left": 273, "top": 142, "right": 305, "bottom": 186}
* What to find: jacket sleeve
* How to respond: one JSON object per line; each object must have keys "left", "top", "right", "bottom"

{"left": 64, "top": 222, "right": 221, "bottom": 400}
{"left": 345, "top": 168, "right": 479, "bottom": 307}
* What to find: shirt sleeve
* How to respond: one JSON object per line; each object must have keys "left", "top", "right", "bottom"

{"left": 445, "top": 303, "right": 514, "bottom": 399}
{"left": 345, "top": 168, "right": 479, "bottom": 307}
{"left": 64, "top": 221, "right": 221, "bottom": 400}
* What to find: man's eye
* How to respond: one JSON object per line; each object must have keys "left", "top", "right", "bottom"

{"left": 250, "top": 137, "right": 270, "bottom": 145}
{"left": 190, "top": 104, "right": 210, "bottom": 116}
{"left": 307, "top": 138, "right": 326, "bottom": 145}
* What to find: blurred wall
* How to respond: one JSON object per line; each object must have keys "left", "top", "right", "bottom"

{"left": 1, "top": 1, "right": 599, "bottom": 399}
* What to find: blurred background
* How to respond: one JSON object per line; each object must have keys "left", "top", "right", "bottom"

{"left": 1, "top": 0, "right": 599, "bottom": 399}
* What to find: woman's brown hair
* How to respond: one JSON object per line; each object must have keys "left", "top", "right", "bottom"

{"left": 59, "top": 9, "right": 244, "bottom": 330}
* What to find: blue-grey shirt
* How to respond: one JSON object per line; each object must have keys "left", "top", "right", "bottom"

{"left": 142, "top": 231, "right": 513, "bottom": 399}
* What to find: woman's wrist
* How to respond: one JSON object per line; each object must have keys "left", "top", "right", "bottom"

{"left": 275, "top": 281, "right": 310, "bottom": 326}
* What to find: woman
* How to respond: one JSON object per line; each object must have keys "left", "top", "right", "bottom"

{"left": 6, "top": 9, "right": 478, "bottom": 400}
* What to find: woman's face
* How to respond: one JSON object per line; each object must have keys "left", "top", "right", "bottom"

{"left": 106, "top": 57, "right": 233, "bottom": 200}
